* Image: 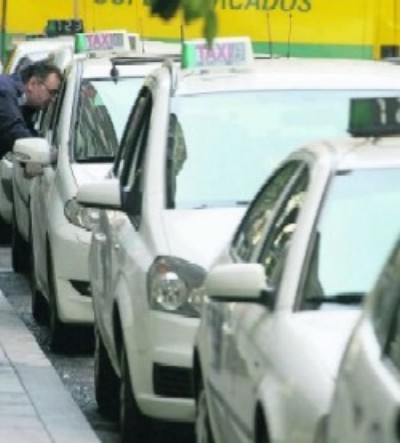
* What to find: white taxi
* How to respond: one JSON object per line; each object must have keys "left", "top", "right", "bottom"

{"left": 326, "top": 236, "right": 400, "bottom": 443}
{"left": 76, "top": 38, "right": 400, "bottom": 441}
{"left": 4, "top": 35, "right": 74, "bottom": 74}
{"left": 194, "top": 97, "right": 400, "bottom": 443}
{"left": 13, "top": 30, "right": 167, "bottom": 351}
{"left": 11, "top": 46, "right": 74, "bottom": 273}
{"left": 0, "top": 36, "right": 74, "bottom": 242}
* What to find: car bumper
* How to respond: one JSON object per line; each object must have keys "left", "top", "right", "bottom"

{"left": 50, "top": 222, "right": 93, "bottom": 325}
{"left": 125, "top": 311, "right": 198, "bottom": 422}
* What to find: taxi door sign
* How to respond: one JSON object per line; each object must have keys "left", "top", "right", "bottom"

{"left": 182, "top": 36, "right": 253, "bottom": 70}
{"left": 349, "top": 97, "right": 400, "bottom": 137}
{"left": 74, "top": 30, "right": 130, "bottom": 53}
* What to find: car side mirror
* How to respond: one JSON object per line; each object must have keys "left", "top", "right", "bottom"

{"left": 77, "top": 178, "right": 121, "bottom": 210}
{"left": 206, "top": 263, "right": 275, "bottom": 309}
{"left": 13, "top": 137, "right": 52, "bottom": 166}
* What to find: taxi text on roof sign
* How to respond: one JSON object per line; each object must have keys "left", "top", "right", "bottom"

{"left": 349, "top": 97, "right": 400, "bottom": 137}
{"left": 182, "top": 37, "right": 253, "bottom": 70}
{"left": 74, "top": 30, "right": 130, "bottom": 54}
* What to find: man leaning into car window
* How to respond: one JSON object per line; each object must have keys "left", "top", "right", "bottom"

{"left": 0, "top": 60, "right": 62, "bottom": 173}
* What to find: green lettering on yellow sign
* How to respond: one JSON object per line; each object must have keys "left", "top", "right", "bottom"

{"left": 217, "top": 0, "right": 312, "bottom": 11}
{"left": 94, "top": 0, "right": 133, "bottom": 5}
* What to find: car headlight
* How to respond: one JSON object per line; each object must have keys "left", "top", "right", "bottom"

{"left": 64, "top": 198, "right": 99, "bottom": 231}
{"left": 148, "top": 256, "right": 206, "bottom": 317}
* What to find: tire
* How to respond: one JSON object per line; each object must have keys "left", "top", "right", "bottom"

{"left": 47, "top": 246, "right": 68, "bottom": 352}
{"left": 30, "top": 240, "right": 48, "bottom": 324}
{"left": 120, "top": 343, "right": 150, "bottom": 443}
{"left": 94, "top": 325, "right": 119, "bottom": 420}
{"left": 195, "top": 381, "right": 215, "bottom": 443}
{"left": 12, "top": 208, "right": 31, "bottom": 273}
{"left": 0, "top": 215, "right": 11, "bottom": 245}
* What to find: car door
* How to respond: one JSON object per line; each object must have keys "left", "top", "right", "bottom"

{"left": 344, "top": 242, "right": 400, "bottom": 443}
{"left": 208, "top": 161, "right": 307, "bottom": 442}
{"left": 93, "top": 87, "right": 154, "bottom": 356}
{"left": 226, "top": 164, "right": 311, "bottom": 443}
{"left": 31, "top": 76, "right": 67, "bottom": 295}
{"left": 13, "top": 48, "right": 73, "bottom": 243}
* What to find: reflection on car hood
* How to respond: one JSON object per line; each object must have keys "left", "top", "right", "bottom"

{"left": 71, "top": 163, "right": 112, "bottom": 187}
{"left": 160, "top": 207, "right": 246, "bottom": 269}
{"left": 290, "top": 309, "right": 361, "bottom": 379}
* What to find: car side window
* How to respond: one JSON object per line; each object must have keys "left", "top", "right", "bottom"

{"left": 258, "top": 167, "right": 309, "bottom": 288}
{"left": 231, "top": 161, "right": 302, "bottom": 262}
{"left": 39, "top": 75, "right": 66, "bottom": 138}
{"left": 384, "top": 283, "right": 400, "bottom": 370}
{"left": 166, "top": 113, "right": 187, "bottom": 209}
{"left": 373, "top": 242, "right": 400, "bottom": 353}
{"left": 74, "top": 80, "right": 118, "bottom": 161}
{"left": 49, "top": 75, "right": 68, "bottom": 157}
{"left": 119, "top": 88, "right": 153, "bottom": 226}
{"left": 113, "top": 87, "right": 148, "bottom": 178}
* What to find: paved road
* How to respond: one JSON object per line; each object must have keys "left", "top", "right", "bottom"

{"left": 0, "top": 247, "right": 195, "bottom": 443}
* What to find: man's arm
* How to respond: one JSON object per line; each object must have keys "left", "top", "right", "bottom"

{"left": 0, "top": 90, "right": 32, "bottom": 156}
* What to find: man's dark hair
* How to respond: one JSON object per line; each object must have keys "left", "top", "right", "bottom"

{"left": 19, "top": 60, "right": 63, "bottom": 83}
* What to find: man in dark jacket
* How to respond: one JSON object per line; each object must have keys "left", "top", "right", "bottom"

{"left": 0, "top": 61, "right": 63, "bottom": 157}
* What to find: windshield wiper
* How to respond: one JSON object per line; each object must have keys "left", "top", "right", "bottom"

{"left": 305, "top": 292, "right": 364, "bottom": 305}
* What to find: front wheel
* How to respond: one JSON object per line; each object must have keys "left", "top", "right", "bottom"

{"left": 94, "top": 325, "right": 119, "bottom": 420}
{"left": 195, "top": 381, "right": 215, "bottom": 443}
{"left": 30, "top": 233, "right": 48, "bottom": 324}
{"left": 0, "top": 215, "right": 11, "bottom": 245}
{"left": 12, "top": 208, "right": 30, "bottom": 273}
{"left": 120, "top": 343, "right": 150, "bottom": 443}
{"left": 47, "top": 246, "right": 68, "bottom": 352}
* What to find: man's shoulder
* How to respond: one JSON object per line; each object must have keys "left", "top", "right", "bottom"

{"left": 0, "top": 73, "right": 23, "bottom": 96}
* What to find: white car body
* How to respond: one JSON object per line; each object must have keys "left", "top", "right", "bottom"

{"left": 15, "top": 53, "right": 164, "bottom": 350}
{"left": 11, "top": 46, "right": 74, "bottom": 273}
{"left": 326, "top": 238, "right": 400, "bottom": 443}
{"left": 76, "top": 53, "right": 400, "bottom": 441}
{"left": 4, "top": 36, "right": 74, "bottom": 73}
{"left": 194, "top": 138, "right": 400, "bottom": 443}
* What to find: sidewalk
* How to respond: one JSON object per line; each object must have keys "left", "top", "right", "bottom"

{"left": 0, "top": 289, "right": 100, "bottom": 443}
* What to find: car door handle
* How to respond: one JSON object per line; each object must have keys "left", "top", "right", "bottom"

{"left": 94, "top": 232, "right": 107, "bottom": 243}
{"left": 222, "top": 323, "right": 233, "bottom": 335}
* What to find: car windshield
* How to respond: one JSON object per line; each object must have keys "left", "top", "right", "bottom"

{"left": 302, "top": 168, "right": 400, "bottom": 309}
{"left": 167, "top": 90, "right": 399, "bottom": 209}
{"left": 74, "top": 77, "right": 144, "bottom": 162}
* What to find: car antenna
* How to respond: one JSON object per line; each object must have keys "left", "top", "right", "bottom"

{"left": 180, "top": 23, "right": 185, "bottom": 46}
{"left": 110, "top": 61, "right": 119, "bottom": 84}
{"left": 266, "top": 11, "right": 274, "bottom": 56}
{"left": 286, "top": 13, "right": 293, "bottom": 58}
{"left": 140, "top": 18, "right": 145, "bottom": 53}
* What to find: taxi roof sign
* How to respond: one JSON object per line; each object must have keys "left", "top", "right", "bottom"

{"left": 74, "top": 30, "right": 130, "bottom": 54}
{"left": 349, "top": 97, "right": 400, "bottom": 137}
{"left": 182, "top": 37, "right": 253, "bottom": 70}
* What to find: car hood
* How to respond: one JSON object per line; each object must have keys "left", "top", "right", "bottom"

{"left": 289, "top": 309, "right": 361, "bottom": 379}
{"left": 71, "top": 163, "right": 112, "bottom": 187}
{"left": 160, "top": 207, "right": 246, "bottom": 269}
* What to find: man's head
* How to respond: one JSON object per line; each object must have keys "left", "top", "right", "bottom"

{"left": 20, "top": 61, "right": 63, "bottom": 109}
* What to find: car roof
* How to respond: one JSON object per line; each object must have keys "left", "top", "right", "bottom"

{"left": 78, "top": 52, "right": 168, "bottom": 79}
{"left": 7, "top": 37, "right": 75, "bottom": 73}
{"left": 295, "top": 137, "right": 400, "bottom": 170}
{"left": 173, "top": 57, "right": 400, "bottom": 95}
{"left": 11, "top": 37, "right": 74, "bottom": 52}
